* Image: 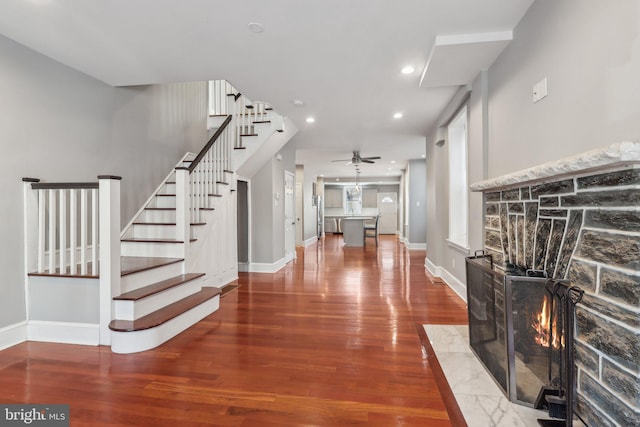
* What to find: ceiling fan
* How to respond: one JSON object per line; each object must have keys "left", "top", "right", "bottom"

{"left": 331, "top": 151, "right": 381, "bottom": 165}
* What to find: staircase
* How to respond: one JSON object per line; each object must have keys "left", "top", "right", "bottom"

{"left": 22, "top": 81, "right": 286, "bottom": 353}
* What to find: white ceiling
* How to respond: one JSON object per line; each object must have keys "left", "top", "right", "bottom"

{"left": 0, "top": 0, "right": 535, "bottom": 178}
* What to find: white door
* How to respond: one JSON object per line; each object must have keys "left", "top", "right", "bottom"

{"left": 284, "top": 171, "right": 296, "bottom": 263}
{"left": 295, "top": 182, "right": 303, "bottom": 245}
{"left": 377, "top": 192, "right": 398, "bottom": 234}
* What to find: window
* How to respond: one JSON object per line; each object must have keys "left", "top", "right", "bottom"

{"left": 447, "top": 106, "right": 469, "bottom": 250}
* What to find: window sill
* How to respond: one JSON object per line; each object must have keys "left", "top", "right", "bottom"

{"left": 446, "top": 238, "right": 470, "bottom": 254}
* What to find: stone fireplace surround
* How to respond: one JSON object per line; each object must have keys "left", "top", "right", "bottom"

{"left": 470, "top": 142, "right": 639, "bottom": 426}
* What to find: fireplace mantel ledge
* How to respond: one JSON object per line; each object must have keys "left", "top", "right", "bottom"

{"left": 470, "top": 141, "right": 640, "bottom": 192}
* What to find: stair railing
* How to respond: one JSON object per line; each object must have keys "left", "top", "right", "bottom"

{"left": 208, "top": 80, "right": 274, "bottom": 149}
{"left": 22, "top": 175, "right": 121, "bottom": 344}
{"left": 23, "top": 179, "right": 100, "bottom": 276}
{"left": 234, "top": 96, "right": 273, "bottom": 148}
{"left": 174, "top": 115, "right": 234, "bottom": 246}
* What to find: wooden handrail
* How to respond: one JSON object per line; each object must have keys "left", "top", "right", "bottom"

{"left": 188, "top": 115, "right": 233, "bottom": 173}
{"left": 30, "top": 182, "right": 99, "bottom": 190}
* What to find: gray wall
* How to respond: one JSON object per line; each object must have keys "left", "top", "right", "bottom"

{"left": 0, "top": 34, "right": 207, "bottom": 328}
{"left": 426, "top": 0, "right": 640, "bottom": 295}
{"left": 250, "top": 142, "right": 296, "bottom": 264}
{"left": 407, "top": 159, "right": 427, "bottom": 244}
{"left": 488, "top": 0, "right": 640, "bottom": 177}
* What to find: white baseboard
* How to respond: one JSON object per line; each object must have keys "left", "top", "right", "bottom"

{"left": 249, "top": 257, "right": 286, "bottom": 273}
{"left": 425, "top": 257, "right": 467, "bottom": 303}
{"left": 238, "top": 262, "right": 249, "bottom": 272}
{"left": 303, "top": 236, "right": 317, "bottom": 247}
{"left": 28, "top": 321, "right": 100, "bottom": 346}
{"left": 399, "top": 236, "right": 408, "bottom": 245}
{"left": 405, "top": 242, "right": 427, "bottom": 250}
{"left": 0, "top": 321, "right": 27, "bottom": 351}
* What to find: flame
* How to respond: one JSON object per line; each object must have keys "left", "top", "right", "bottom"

{"left": 532, "top": 295, "right": 564, "bottom": 349}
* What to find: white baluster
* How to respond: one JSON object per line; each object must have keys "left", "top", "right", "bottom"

{"left": 80, "top": 189, "right": 87, "bottom": 275}
{"left": 91, "top": 188, "right": 97, "bottom": 275}
{"left": 59, "top": 189, "right": 66, "bottom": 274}
{"left": 38, "top": 190, "right": 45, "bottom": 273}
{"left": 69, "top": 189, "right": 77, "bottom": 275}
{"left": 48, "top": 189, "right": 56, "bottom": 274}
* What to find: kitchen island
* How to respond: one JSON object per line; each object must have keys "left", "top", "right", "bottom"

{"left": 340, "top": 216, "right": 373, "bottom": 247}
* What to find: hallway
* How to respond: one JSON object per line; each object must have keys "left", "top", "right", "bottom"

{"left": 0, "top": 235, "right": 468, "bottom": 426}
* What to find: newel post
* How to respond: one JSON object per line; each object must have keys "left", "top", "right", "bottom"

{"left": 98, "top": 175, "right": 122, "bottom": 346}
{"left": 22, "top": 178, "right": 40, "bottom": 320}
{"left": 175, "top": 167, "right": 190, "bottom": 263}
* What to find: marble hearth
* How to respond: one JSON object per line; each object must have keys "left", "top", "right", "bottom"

{"left": 470, "top": 142, "right": 640, "bottom": 426}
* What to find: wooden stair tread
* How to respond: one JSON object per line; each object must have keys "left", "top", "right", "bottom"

{"left": 120, "top": 257, "right": 183, "bottom": 277}
{"left": 216, "top": 181, "right": 230, "bottom": 185}
{"left": 234, "top": 147, "right": 247, "bottom": 150}
{"left": 121, "top": 237, "right": 196, "bottom": 243}
{"left": 252, "top": 120, "right": 271, "bottom": 124}
{"left": 109, "top": 287, "right": 220, "bottom": 332}
{"left": 223, "top": 170, "right": 234, "bottom": 174}
{"left": 145, "top": 207, "right": 175, "bottom": 211}
{"left": 240, "top": 133, "right": 258, "bottom": 137}
{"left": 114, "top": 273, "right": 205, "bottom": 301}
{"left": 208, "top": 194, "right": 223, "bottom": 198}
{"left": 156, "top": 194, "right": 176, "bottom": 197}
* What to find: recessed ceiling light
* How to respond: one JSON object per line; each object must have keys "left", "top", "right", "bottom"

{"left": 292, "top": 99, "right": 304, "bottom": 107}
{"left": 306, "top": 117, "right": 315, "bottom": 123}
{"left": 393, "top": 112, "right": 403, "bottom": 119}
{"left": 421, "top": 154, "right": 426, "bottom": 158}
{"left": 390, "top": 160, "right": 396, "bottom": 164}
{"left": 319, "top": 174, "right": 324, "bottom": 177}
{"left": 401, "top": 65, "right": 415, "bottom": 74}
{"left": 247, "top": 22, "right": 264, "bottom": 33}
{"left": 387, "top": 168, "right": 392, "bottom": 171}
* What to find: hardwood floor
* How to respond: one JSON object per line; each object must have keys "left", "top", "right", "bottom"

{"left": 0, "top": 235, "right": 468, "bottom": 426}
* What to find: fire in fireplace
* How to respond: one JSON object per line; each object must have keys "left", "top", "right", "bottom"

{"left": 466, "top": 253, "right": 586, "bottom": 426}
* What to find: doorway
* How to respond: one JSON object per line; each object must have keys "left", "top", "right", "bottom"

{"left": 236, "top": 180, "right": 249, "bottom": 272}
{"left": 284, "top": 171, "right": 296, "bottom": 263}
{"left": 377, "top": 192, "right": 398, "bottom": 234}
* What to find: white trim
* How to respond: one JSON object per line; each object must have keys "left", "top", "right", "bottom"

{"left": 0, "top": 321, "right": 28, "bottom": 351}
{"left": 425, "top": 257, "right": 467, "bottom": 303}
{"left": 237, "top": 262, "right": 249, "bottom": 272}
{"left": 446, "top": 238, "right": 471, "bottom": 254}
{"left": 303, "top": 236, "right": 317, "bottom": 247}
{"left": 27, "top": 321, "right": 100, "bottom": 346}
{"left": 405, "top": 242, "right": 427, "bottom": 250}
{"left": 249, "top": 257, "right": 286, "bottom": 273}
{"left": 399, "top": 236, "right": 409, "bottom": 245}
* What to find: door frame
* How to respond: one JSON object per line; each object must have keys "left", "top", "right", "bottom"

{"left": 236, "top": 176, "right": 251, "bottom": 272}
{"left": 377, "top": 192, "right": 398, "bottom": 235}
{"left": 284, "top": 170, "right": 296, "bottom": 263}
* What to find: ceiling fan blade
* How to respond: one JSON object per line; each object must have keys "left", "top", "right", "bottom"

{"left": 362, "top": 156, "right": 381, "bottom": 160}
{"left": 362, "top": 159, "right": 375, "bottom": 164}
{"left": 345, "top": 161, "right": 353, "bottom": 166}
{"left": 331, "top": 159, "right": 351, "bottom": 162}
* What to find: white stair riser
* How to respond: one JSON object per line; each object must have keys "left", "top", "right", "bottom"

{"left": 139, "top": 210, "right": 176, "bottom": 223}
{"left": 110, "top": 295, "right": 220, "bottom": 354}
{"left": 151, "top": 196, "right": 176, "bottom": 209}
{"left": 132, "top": 224, "right": 177, "bottom": 240}
{"left": 121, "top": 241, "right": 184, "bottom": 259}
{"left": 114, "top": 279, "right": 203, "bottom": 321}
{"left": 159, "top": 183, "right": 176, "bottom": 194}
{"left": 121, "top": 261, "right": 184, "bottom": 293}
